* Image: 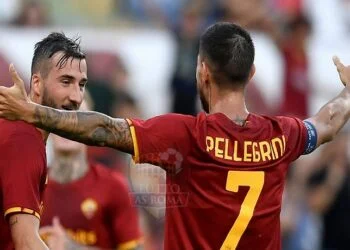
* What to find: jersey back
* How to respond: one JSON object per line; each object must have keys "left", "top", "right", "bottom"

{"left": 129, "top": 112, "right": 308, "bottom": 250}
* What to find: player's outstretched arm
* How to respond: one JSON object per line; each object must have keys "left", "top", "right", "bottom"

{"left": 0, "top": 65, "right": 133, "bottom": 154}
{"left": 30, "top": 104, "right": 133, "bottom": 153}
{"left": 306, "top": 56, "right": 350, "bottom": 147}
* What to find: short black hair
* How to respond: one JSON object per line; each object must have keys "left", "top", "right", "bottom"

{"left": 199, "top": 22, "right": 255, "bottom": 86}
{"left": 31, "top": 32, "right": 85, "bottom": 78}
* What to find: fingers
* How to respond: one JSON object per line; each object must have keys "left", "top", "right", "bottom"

{"left": 8, "top": 64, "right": 25, "bottom": 90}
{"left": 39, "top": 226, "right": 55, "bottom": 235}
{"left": 0, "top": 95, "right": 6, "bottom": 114}
{"left": 0, "top": 86, "right": 7, "bottom": 95}
{"left": 53, "top": 216, "right": 61, "bottom": 226}
{"left": 333, "top": 56, "right": 345, "bottom": 72}
{"left": 333, "top": 56, "right": 340, "bottom": 65}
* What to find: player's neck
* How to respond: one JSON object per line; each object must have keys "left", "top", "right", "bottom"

{"left": 209, "top": 89, "right": 249, "bottom": 122}
{"left": 49, "top": 152, "right": 89, "bottom": 184}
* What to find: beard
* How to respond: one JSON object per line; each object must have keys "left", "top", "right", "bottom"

{"left": 199, "top": 88, "right": 209, "bottom": 113}
{"left": 42, "top": 86, "right": 79, "bottom": 110}
{"left": 42, "top": 87, "right": 59, "bottom": 109}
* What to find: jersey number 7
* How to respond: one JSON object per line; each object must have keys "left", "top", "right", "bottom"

{"left": 221, "top": 171, "right": 265, "bottom": 250}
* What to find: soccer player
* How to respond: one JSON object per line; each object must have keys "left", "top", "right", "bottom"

{"left": 0, "top": 33, "right": 87, "bottom": 250}
{"left": 40, "top": 99, "right": 142, "bottom": 250}
{"left": 0, "top": 22, "right": 350, "bottom": 249}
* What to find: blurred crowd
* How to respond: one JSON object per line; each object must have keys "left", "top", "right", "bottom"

{"left": 1, "top": 0, "right": 350, "bottom": 250}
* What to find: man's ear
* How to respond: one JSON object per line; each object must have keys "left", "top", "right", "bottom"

{"left": 248, "top": 64, "right": 256, "bottom": 81}
{"left": 31, "top": 74, "right": 42, "bottom": 96}
{"left": 201, "top": 61, "right": 210, "bottom": 85}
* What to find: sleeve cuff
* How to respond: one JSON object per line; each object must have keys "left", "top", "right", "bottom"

{"left": 126, "top": 119, "right": 140, "bottom": 163}
{"left": 4, "top": 206, "right": 41, "bottom": 220}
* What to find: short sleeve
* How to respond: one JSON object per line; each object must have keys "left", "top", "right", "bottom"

{"left": 0, "top": 133, "right": 46, "bottom": 221}
{"left": 109, "top": 173, "right": 141, "bottom": 248}
{"left": 127, "top": 114, "right": 195, "bottom": 171}
{"left": 277, "top": 116, "right": 308, "bottom": 162}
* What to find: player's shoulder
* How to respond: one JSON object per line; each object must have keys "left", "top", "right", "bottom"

{"left": 90, "top": 164, "right": 129, "bottom": 187}
{"left": 265, "top": 114, "right": 304, "bottom": 126}
{"left": 129, "top": 113, "right": 197, "bottom": 130}
{"left": 205, "top": 112, "right": 303, "bottom": 130}
{"left": 202, "top": 112, "right": 272, "bottom": 125}
{"left": 256, "top": 114, "right": 306, "bottom": 135}
{"left": 248, "top": 113, "right": 302, "bottom": 125}
{"left": 90, "top": 163, "right": 111, "bottom": 177}
{"left": 253, "top": 114, "right": 282, "bottom": 123}
{"left": 0, "top": 118, "right": 41, "bottom": 140}
{"left": 153, "top": 113, "right": 196, "bottom": 123}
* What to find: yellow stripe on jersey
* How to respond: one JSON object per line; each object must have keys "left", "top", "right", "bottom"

{"left": 126, "top": 118, "right": 140, "bottom": 163}
{"left": 34, "top": 211, "right": 41, "bottom": 219}
{"left": 4, "top": 207, "right": 41, "bottom": 219}
{"left": 117, "top": 238, "right": 143, "bottom": 250}
{"left": 22, "top": 208, "right": 34, "bottom": 214}
{"left": 126, "top": 118, "right": 132, "bottom": 126}
{"left": 4, "top": 207, "right": 21, "bottom": 217}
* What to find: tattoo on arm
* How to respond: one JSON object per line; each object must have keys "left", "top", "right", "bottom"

{"left": 308, "top": 86, "right": 350, "bottom": 145}
{"left": 9, "top": 216, "right": 18, "bottom": 227}
{"left": 33, "top": 105, "right": 134, "bottom": 153}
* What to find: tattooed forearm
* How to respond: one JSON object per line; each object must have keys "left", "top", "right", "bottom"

{"left": 32, "top": 104, "right": 133, "bottom": 153}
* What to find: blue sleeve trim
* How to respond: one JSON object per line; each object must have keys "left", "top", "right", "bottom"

{"left": 303, "top": 121, "right": 318, "bottom": 154}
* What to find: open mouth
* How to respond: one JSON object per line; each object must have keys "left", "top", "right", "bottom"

{"left": 62, "top": 106, "right": 76, "bottom": 111}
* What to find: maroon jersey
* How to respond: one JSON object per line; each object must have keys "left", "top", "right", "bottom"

{"left": 281, "top": 44, "right": 310, "bottom": 119}
{"left": 0, "top": 119, "right": 47, "bottom": 250}
{"left": 41, "top": 164, "right": 141, "bottom": 249}
{"left": 128, "top": 112, "right": 312, "bottom": 250}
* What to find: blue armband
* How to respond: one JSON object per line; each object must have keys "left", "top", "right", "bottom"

{"left": 303, "top": 121, "right": 318, "bottom": 154}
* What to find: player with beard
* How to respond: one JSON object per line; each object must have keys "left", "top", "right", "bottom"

{"left": 1, "top": 23, "right": 350, "bottom": 249}
{"left": 0, "top": 32, "right": 87, "bottom": 250}
{"left": 39, "top": 98, "right": 142, "bottom": 250}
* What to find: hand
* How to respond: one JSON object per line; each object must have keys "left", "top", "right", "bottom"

{"left": 39, "top": 217, "right": 70, "bottom": 250}
{"left": 333, "top": 56, "right": 350, "bottom": 86}
{"left": 0, "top": 64, "right": 31, "bottom": 121}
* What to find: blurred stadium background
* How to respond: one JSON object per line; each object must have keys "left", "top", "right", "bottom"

{"left": 1, "top": 0, "right": 350, "bottom": 250}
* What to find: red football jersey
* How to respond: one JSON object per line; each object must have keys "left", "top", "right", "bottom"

{"left": 281, "top": 44, "right": 310, "bottom": 119}
{"left": 0, "top": 119, "right": 47, "bottom": 250}
{"left": 41, "top": 164, "right": 141, "bottom": 249}
{"left": 128, "top": 112, "right": 309, "bottom": 250}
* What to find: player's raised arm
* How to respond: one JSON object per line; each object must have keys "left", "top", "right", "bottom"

{"left": 0, "top": 65, "right": 133, "bottom": 154}
{"left": 29, "top": 105, "right": 133, "bottom": 153}
{"left": 305, "top": 56, "right": 350, "bottom": 147}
